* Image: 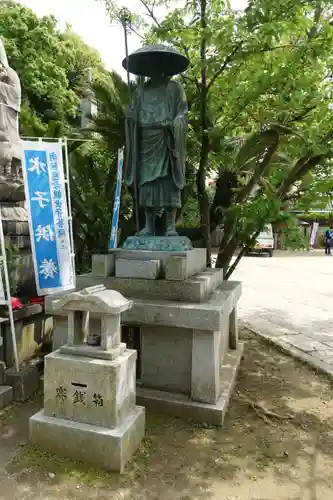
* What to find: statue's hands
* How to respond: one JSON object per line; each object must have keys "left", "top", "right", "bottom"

{"left": 161, "top": 119, "right": 172, "bottom": 129}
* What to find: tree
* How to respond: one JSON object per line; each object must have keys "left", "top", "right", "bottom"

{"left": 101, "top": 0, "right": 333, "bottom": 276}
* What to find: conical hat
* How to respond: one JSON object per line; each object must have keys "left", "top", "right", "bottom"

{"left": 122, "top": 44, "right": 189, "bottom": 77}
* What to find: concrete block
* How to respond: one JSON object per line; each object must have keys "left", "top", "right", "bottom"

{"left": 77, "top": 268, "right": 224, "bottom": 303}
{"left": 29, "top": 405, "right": 146, "bottom": 472}
{"left": 5, "top": 364, "right": 40, "bottom": 401}
{"left": 137, "top": 343, "right": 244, "bottom": 426}
{"left": 141, "top": 325, "right": 192, "bottom": 394}
{"left": 44, "top": 349, "right": 137, "bottom": 429}
{"left": 92, "top": 254, "right": 115, "bottom": 277}
{"left": 229, "top": 307, "right": 238, "bottom": 349}
{"left": 115, "top": 259, "right": 161, "bottom": 280}
{"left": 0, "top": 386, "right": 13, "bottom": 409}
{"left": 165, "top": 248, "right": 206, "bottom": 281}
{"left": 191, "top": 329, "right": 220, "bottom": 404}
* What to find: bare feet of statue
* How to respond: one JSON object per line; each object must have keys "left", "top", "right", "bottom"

{"left": 137, "top": 226, "right": 154, "bottom": 237}
{"left": 165, "top": 229, "right": 178, "bottom": 237}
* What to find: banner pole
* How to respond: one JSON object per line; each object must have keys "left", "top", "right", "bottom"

{"left": 63, "top": 138, "right": 75, "bottom": 283}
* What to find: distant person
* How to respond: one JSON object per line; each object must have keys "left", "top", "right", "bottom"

{"left": 324, "top": 226, "right": 333, "bottom": 255}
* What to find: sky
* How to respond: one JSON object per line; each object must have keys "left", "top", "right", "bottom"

{"left": 21, "top": 0, "right": 247, "bottom": 78}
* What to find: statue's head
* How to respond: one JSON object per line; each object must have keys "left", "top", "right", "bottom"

{"left": 0, "top": 39, "right": 8, "bottom": 68}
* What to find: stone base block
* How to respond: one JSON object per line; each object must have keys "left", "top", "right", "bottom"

{"left": 92, "top": 254, "right": 115, "bottom": 278}
{"left": 0, "top": 385, "right": 13, "bottom": 409}
{"left": 137, "top": 344, "right": 244, "bottom": 426}
{"left": 165, "top": 248, "right": 206, "bottom": 281}
{"left": 44, "top": 349, "right": 137, "bottom": 429}
{"left": 29, "top": 405, "right": 146, "bottom": 472}
{"left": 115, "top": 259, "right": 161, "bottom": 279}
{"left": 5, "top": 364, "right": 40, "bottom": 402}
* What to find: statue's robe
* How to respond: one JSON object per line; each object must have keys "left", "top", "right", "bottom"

{"left": 0, "top": 66, "right": 21, "bottom": 171}
{"left": 125, "top": 79, "right": 188, "bottom": 208}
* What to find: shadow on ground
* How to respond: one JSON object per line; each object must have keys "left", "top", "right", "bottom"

{"left": 1, "top": 330, "right": 333, "bottom": 500}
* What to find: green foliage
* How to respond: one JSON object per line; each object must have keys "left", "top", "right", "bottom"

{"left": 277, "top": 218, "right": 308, "bottom": 251}
{"left": 297, "top": 211, "right": 333, "bottom": 224}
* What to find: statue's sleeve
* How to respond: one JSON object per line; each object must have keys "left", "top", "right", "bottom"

{"left": 124, "top": 89, "right": 139, "bottom": 186}
{"left": 171, "top": 82, "right": 188, "bottom": 189}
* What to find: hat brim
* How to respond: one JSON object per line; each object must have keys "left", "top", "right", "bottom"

{"left": 122, "top": 50, "right": 189, "bottom": 77}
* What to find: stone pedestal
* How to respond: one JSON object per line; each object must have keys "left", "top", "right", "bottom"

{"left": 46, "top": 248, "right": 243, "bottom": 426}
{"left": 30, "top": 286, "right": 145, "bottom": 472}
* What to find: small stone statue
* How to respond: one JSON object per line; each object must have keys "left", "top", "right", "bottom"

{"left": 123, "top": 45, "right": 189, "bottom": 237}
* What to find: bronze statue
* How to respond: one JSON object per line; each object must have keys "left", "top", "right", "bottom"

{"left": 123, "top": 45, "right": 189, "bottom": 237}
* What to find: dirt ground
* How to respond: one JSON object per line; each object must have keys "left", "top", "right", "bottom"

{"left": 1, "top": 329, "right": 333, "bottom": 500}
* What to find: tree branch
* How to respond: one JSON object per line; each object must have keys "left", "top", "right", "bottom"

{"left": 206, "top": 41, "right": 243, "bottom": 92}
{"left": 139, "top": 0, "right": 161, "bottom": 27}
{"left": 235, "top": 131, "right": 280, "bottom": 204}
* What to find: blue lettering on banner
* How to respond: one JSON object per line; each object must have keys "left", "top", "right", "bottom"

{"left": 24, "top": 150, "right": 60, "bottom": 289}
{"left": 23, "top": 141, "right": 75, "bottom": 296}
{"left": 109, "top": 150, "right": 123, "bottom": 249}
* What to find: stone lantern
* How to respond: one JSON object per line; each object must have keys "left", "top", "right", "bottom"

{"left": 29, "top": 285, "right": 145, "bottom": 472}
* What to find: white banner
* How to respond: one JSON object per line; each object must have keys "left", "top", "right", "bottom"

{"left": 22, "top": 140, "right": 75, "bottom": 295}
{"left": 310, "top": 222, "right": 319, "bottom": 247}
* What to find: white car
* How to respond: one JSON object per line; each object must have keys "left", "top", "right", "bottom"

{"left": 252, "top": 224, "right": 274, "bottom": 257}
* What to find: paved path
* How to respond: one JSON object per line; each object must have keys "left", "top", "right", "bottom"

{"left": 232, "top": 251, "right": 333, "bottom": 376}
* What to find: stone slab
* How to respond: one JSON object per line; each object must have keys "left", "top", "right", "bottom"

{"left": 122, "top": 235, "right": 193, "bottom": 251}
{"left": 60, "top": 342, "right": 127, "bottom": 360}
{"left": 0, "top": 385, "right": 13, "bottom": 409}
{"left": 136, "top": 344, "right": 244, "bottom": 425}
{"left": 92, "top": 254, "right": 115, "bottom": 278}
{"left": 76, "top": 268, "right": 224, "bottom": 303}
{"left": 164, "top": 248, "right": 206, "bottom": 281}
{"left": 115, "top": 259, "right": 161, "bottom": 280}
{"left": 122, "top": 281, "right": 242, "bottom": 332}
{"left": 44, "top": 349, "right": 137, "bottom": 429}
{"left": 5, "top": 364, "right": 40, "bottom": 401}
{"left": 29, "top": 406, "right": 146, "bottom": 472}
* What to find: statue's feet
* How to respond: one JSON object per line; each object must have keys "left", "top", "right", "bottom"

{"left": 137, "top": 227, "right": 154, "bottom": 237}
{"left": 165, "top": 229, "right": 178, "bottom": 237}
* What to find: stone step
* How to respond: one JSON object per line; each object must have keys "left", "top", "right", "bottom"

{"left": 77, "top": 268, "right": 224, "bottom": 303}
{"left": 0, "top": 385, "right": 13, "bottom": 409}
